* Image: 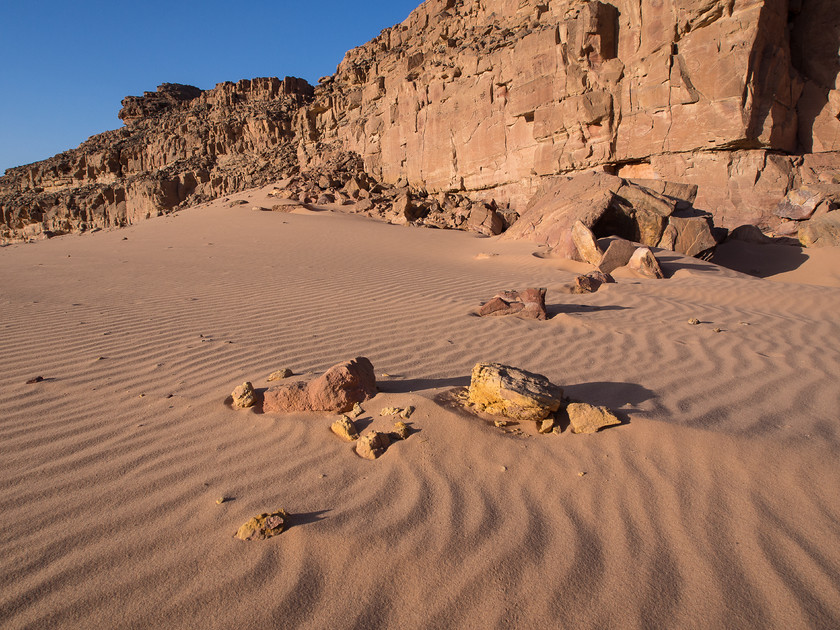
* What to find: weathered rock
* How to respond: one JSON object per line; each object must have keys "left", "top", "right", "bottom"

{"left": 571, "top": 270, "right": 614, "bottom": 294}
{"left": 598, "top": 239, "right": 637, "bottom": 274}
{"left": 348, "top": 402, "right": 364, "bottom": 418}
{"left": 331, "top": 415, "right": 359, "bottom": 441}
{"left": 478, "top": 288, "right": 547, "bottom": 320}
{"left": 627, "top": 247, "right": 664, "bottom": 279}
{"left": 356, "top": 430, "right": 391, "bottom": 460}
{"left": 467, "top": 362, "right": 563, "bottom": 422}
{"left": 234, "top": 509, "right": 288, "bottom": 541}
{"left": 393, "top": 421, "right": 411, "bottom": 440}
{"left": 799, "top": 212, "right": 840, "bottom": 247}
{"left": 566, "top": 402, "right": 621, "bottom": 434}
{"left": 231, "top": 382, "right": 257, "bottom": 409}
{"left": 776, "top": 189, "right": 825, "bottom": 221}
{"left": 727, "top": 225, "right": 775, "bottom": 244}
{"left": 571, "top": 220, "right": 603, "bottom": 266}
{"left": 666, "top": 214, "right": 717, "bottom": 258}
{"left": 538, "top": 418, "right": 555, "bottom": 434}
{"left": 263, "top": 357, "right": 376, "bottom": 413}
{"left": 267, "top": 368, "right": 294, "bottom": 381}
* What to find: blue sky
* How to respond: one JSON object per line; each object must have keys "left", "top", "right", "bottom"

{"left": 0, "top": 0, "right": 421, "bottom": 173}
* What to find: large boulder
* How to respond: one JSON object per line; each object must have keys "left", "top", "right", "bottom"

{"left": 799, "top": 212, "right": 840, "bottom": 247}
{"left": 598, "top": 238, "right": 637, "bottom": 274}
{"left": 263, "top": 357, "right": 377, "bottom": 413}
{"left": 467, "top": 362, "right": 564, "bottom": 422}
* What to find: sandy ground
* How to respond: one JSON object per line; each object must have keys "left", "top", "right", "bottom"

{"left": 2, "top": 187, "right": 840, "bottom": 629}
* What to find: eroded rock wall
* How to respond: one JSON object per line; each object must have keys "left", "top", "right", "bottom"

{"left": 1, "top": 77, "right": 312, "bottom": 241}
{"left": 299, "top": 0, "right": 839, "bottom": 228}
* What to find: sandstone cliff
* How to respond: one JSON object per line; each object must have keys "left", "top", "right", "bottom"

{"left": 302, "top": 0, "right": 840, "bottom": 229}
{"left": 2, "top": 0, "right": 839, "bottom": 244}
{"left": 1, "top": 78, "right": 311, "bottom": 240}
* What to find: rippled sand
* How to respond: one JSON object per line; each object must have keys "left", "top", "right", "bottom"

{"left": 2, "top": 188, "right": 839, "bottom": 628}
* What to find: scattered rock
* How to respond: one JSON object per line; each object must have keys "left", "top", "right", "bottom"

{"left": 231, "top": 382, "right": 257, "bottom": 409}
{"left": 234, "top": 509, "right": 288, "bottom": 541}
{"left": 571, "top": 270, "right": 614, "bottom": 294}
{"left": 538, "top": 418, "right": 555, "bottom": 434}
{"left": 393, "top": 421, "right": 411, "bottom": 440}
{"left": 478, "top": 288, "right": 547, "bottom": 320}
{"left": 688, "top": 318, "right": 700, "bottom": 325}
{"left": 627, "top": 247, "right": 664, "bottom": 279}
{"left": 467, "top": 362, "right": 564, "bottom": 422}
{"left": 380, "top": 407, "right": 403, "bottom": 416}
{"left": 26, "top": 376, "right": 45, "bottom": 384}
{"left": 267, "top": 368, "right": 294, "bottom": 381}
{"left": 263, "top": 357, "right": 377, "bottom": 413}
{"left": 331, "top": 415, "right": 359, "bottom": 441}
{"left": 216, "top": 497, "right": 228, "bottom": 505}
{"left": 598, "top": 238, "right": 637, "bottom": 274}
{"left": 566, "top": 403, "right": 621, "bottom": 434}
{"left": 356, "top": 430, "right": 391, "bottom": 460}
{"left": 348, "top": 402, "right": 364, "bottom": 418}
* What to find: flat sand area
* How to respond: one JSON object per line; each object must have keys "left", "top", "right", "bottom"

{"left": 2, "top": 188, "right": 840, "bottom": 628}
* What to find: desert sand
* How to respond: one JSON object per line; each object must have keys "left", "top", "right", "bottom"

{"left": 2, "top": 188, "right": 840, "bottom": 629}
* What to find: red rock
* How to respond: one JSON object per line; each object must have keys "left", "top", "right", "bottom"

{"left": 263, "top": 357, "right": 377, "bottom": 414}
{"left": 571, "top": 270, "right": 614, "bottom": 294}
{"left": 478, "top": 288, "right": 547, "bottom": 320}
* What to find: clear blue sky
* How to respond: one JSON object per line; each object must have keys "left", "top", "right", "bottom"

{"left": 0, "top": 0, "right": 422, "bottom": 173}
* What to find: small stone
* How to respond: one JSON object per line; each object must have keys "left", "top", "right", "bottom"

{"left": 231, "top": 381, "right": 257, "bottom": 409}
{"left": 348, "top": 402, "right": 364, "bottom": 418}
{"left": 400, "top": 406, "right": 415, "bottom": 419}
{"left": 356, "top": 430, "right": 391, "bottom": 460}
{"left": 538, "top": 418, "right": 555, "bottom": 434}
{"left": 494, "top": 420, "right": 509, "bottom": 428}
{"left": 331, "top": 415, "right": 359, "bottom": 441}
{"left": 578, "top": 472, "right": 586, "bottom": 477}
{"left": 380, "top": 407, "right": 402, "bottom": 416}
{"left": 234, "top": 509, "right": 288, "bottom": 541}
{"left": 567, "top": 403, "right": 621, "bottom": 434}
{"left": 571, "top": 270, "right": 614, "bottom": 294}
{"left": 713, "top": 327, "right": 722, "bottom": 333}
{"left": 393, "top": 421, "right": 411, "bottom": 440}
{"left": 26, "top": 376, "right": 45, "bottom": 384}
{"left": 216, "top": 497, "right": 227, "bottom": 505}
{"left": 500, "top": 465, "right": 507, "bottom": 472}
{"left": 267, "top": 368, "right": 293, "bottom": 381}
{"left": 688, "top": 318, "right": 700, "bottom": 325}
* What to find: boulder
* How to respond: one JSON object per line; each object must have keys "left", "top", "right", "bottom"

{"left": 666, "top": 214, "right": 717, "bottom": 258}
{"left": 566, "top": 403, "right": 621, "bottom": 434}
{"left": 331, "top": 415, "right": 359, "bottom": 441}
{"left": 627, "top": 247, "right": 664, "bottom": 279}
{"left": 234, "top": 509, "right": 288, "bottom": 541}
{"left": 263, "top": 357, "right": 377, "bottom": 413}
{"left": 467, "top": 362, "right": 563, "bottom": 422}
{"left": 571, "top": 270, "right": 614, "bottom": 294}
{"left": 356, "top": 430, "right": 391, "bottom": 460}
{"left": 478, "top": 288, "right": 547, "bottom": 320}
{"left": 776, "top": 189, "right": 825, "bottom": 220}
{"left": 571, "top": 220, "right": 603, "bottom": 266}
{"left": 231, "top": 382, "right": 257, "bottom": 409}
{"left": 799, "top": 212, "right": 840, "bottom": 247}
{"left": 598, "top": 238, "right": 637, "bottom": 274}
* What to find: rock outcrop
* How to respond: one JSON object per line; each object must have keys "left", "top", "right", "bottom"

{"left": 1, "top": 78, "right": 312, "bottom": 242}
{"left": 3, "top": 0, "right": 840, "bottom": 247}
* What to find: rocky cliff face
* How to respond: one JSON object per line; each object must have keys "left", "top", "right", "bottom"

{"left": 302, "top": 0, "right": 840, "bottom": 229}
{"left": 1, "top": 77, "right": 311, "bottom": 240}
{"left": 2, "top": 0, "right": 839, "bottom": 244}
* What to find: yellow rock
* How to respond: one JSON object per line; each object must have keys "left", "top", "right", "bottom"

{"left": 231, "top": 382, "right": 256, "bottom": 409}
{"left": 467, "top": 362, "right": 563, "bottom": 422}
{"left": 234, "top": 509, "right": 288, "bottom": 541}
{"left": 567, "top": 402, "right": 621, "bottom": 434}
{"left": 393, "top": 421, "right": 411, "bottom": 440}
{"left": 331, "top": 415, "right": 359, "bottom": 441}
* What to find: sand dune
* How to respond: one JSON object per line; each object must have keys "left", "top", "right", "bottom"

{"left": 2, "top": 190, "right": 840, "bottom": 628}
